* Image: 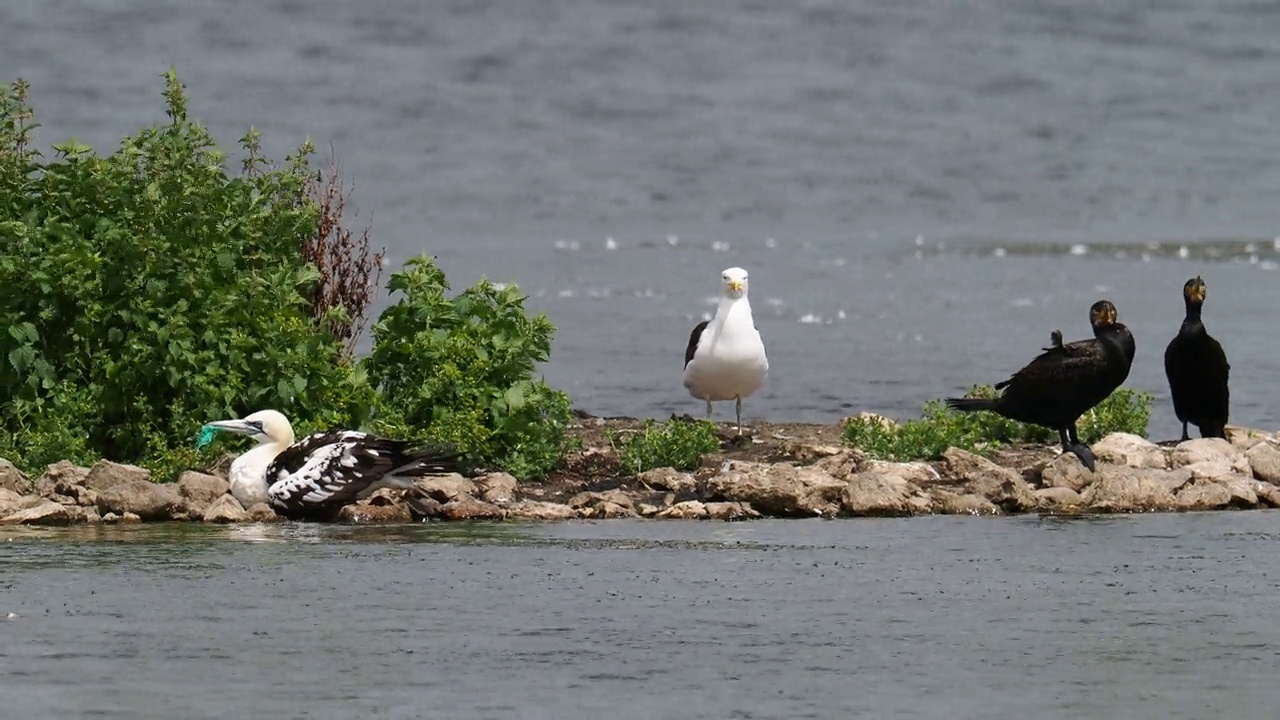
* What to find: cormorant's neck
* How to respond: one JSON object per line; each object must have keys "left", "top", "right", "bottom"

{"left": 1183, "top": 300, "right": 1203, "bottom": 325}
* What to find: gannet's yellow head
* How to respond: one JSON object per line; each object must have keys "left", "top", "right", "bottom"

{"left": 203, "top": 409, "right": 295, "bottom": 447}
{"left": 721, "top": 267, "right": 750, "bottom": 299}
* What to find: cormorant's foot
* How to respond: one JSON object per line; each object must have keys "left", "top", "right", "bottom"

{"left": 1067, "top": 443, "right": 1097, "bottom": 472}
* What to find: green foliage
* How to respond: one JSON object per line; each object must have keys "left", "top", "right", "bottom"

{"left": 364, "top": 256, "right": 575, "bottom": 479}
{"left": 608, "top": 418, "right": 720, "bottom": 475}
{"left": 842, "top": 386, "right": 1154, "bottom": 461}
{"left": 0, "top": 70, "right": 376, "bottom": 479}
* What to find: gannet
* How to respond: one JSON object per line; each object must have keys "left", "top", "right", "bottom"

{"left": 198, "top": 410, "right": 465, "bottom": 519}
{"left": 682, "top": 266, "right": 769, "bottom": 434}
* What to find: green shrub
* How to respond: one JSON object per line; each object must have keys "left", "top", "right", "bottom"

{"left": 608, "top": 418, "right": 720, "bottom": 475}
{"left": 843, "top": 386, "right": 1154, "bottom": 461}
{"left": 363, "top": 256, "right": 574, "bottom": 479}
{"left": 0, "top": 71, "right": 377, "bottom": 478}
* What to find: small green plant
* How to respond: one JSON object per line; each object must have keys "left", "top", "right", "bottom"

{"left": 842, "top": 386, "right": 1154, "bottom": 461}
{"left": 363, "top": 256, "right": 575, "bottom": 479}
{"left": 609, "top": 418, "right": 720, "bottom": 474}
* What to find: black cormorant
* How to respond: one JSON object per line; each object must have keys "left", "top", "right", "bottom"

{"left": 1163, "top": 276, "right": 1229, "bottom": 440}
{"left": 946, "top": 300, "right": 1135, "bottom": 471}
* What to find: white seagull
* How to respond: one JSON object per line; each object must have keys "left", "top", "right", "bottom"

{"left": 198, "top": 410, "right": 465, "bottom": 519}
{"left": 682, "top": 266, "right": 769, "bottom": 434}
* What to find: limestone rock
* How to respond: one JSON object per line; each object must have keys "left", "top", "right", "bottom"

{"left": 1174, "top": 478, "right": 1233, "bottom": 510}
{"left": 841, "top": 470, "right": 918, "bottom": 517}
{"left": 101, "top": 512, "right": 121, "bottom": 523}
{"left": 780, "top": 441, "right": 851, "bottom": 463}
{"left": 0, "top": 459, "right": 30, "bottom": 494}
{"left": 587, "top": 501, "right": 634, "bottom": 518}
{"left": 700, "top": 462, "right": 845, "bottom": 517}
{"left": 1220, "top": 475, "right": 1259, "bottom": 508}
{"left": 84, "top": 460, "right": 150, "bottom": 490}
{"left": 475, "top": 472, "right": 519, "bottom": 505}
{"left": 636, "top": 467, "right": 697, "bottom": 494}
{"left": 202, "top": 494, "right": 250, "bottom": 523}
{"left": 1040, "top": 453, "right": 1095, "bottom": 492}
{"left": 1154, "top": 467, "right": 1194, "bottom": 494}
{"left": 657, "top": 500, "right": 708, "bottom": 519}
{"left": 1225, "top": 425, "right": 1270, "bottom": 450}
{"left": 568, "top": 489, "right": 635, "bottom": 512}
{"left": 177, "top": 472, "right": 230, "bottom": 517}
{"left": 337, "top": 502, "right": 412, "bottom": 524}
{"left": 637, "top": 503, "right": 663, "bottom": 517}
{"left": 1035, "top": 486, "right": 1084, "bottom": 509}
{"left": 245, "top": 503, "right": 281, "bottom": 522}
{"left": 808, "top": 450, "right": 864, "bottom": 482}
{"left": 414, "top": 474, "right": 477, "bottom": 504}
{"left": 704, "top": 501, "right": 761, "bottom": 520}
{"left": 440, "top": 494, "right": 505, "bottom": 521}
{"left": 1, "top": 498, "right": 71, "bottom": 525}
{"left": 37, "top": 460, "right": 89, "bottom": 494}
{"left": 1169, "top": 438, "right": 1239, "bottom": 469}
{"left": 95, "top": 480, "right": 180, "bottom": 521}
{"left": 1091, "top": 433, "right": 1168, "bottom": 469}
{"left": 507, "top": 501, "right": 578, "bottom": 520}
{"left": 0, "top": 488, "right": 25, "bottom": 517}
{"left": 1254, "top": 481, "right": 1280, "bottom": 508}
{"left": 935, "top": 492, "right": 1000, "bottom": 516}
{"left": 1082, "top": 468, "right": 1176, "bottom": 512}
{"left": 68, "top": 505, "right": 101, "bottom": 524}
{"left": 121, "top": 512, "right": 143, "bottom": 523}
{"left": 1245, "top": 443, "right": 1280, "bottom": 485}
{"left": 940, "top": 447, "right": 1037, "bottom": 512}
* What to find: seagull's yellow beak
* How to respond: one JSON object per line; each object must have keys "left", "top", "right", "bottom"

{"left": 729, "top": 279, "right": 745, "bottom": 293}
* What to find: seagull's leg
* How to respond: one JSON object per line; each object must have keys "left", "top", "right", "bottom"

{"left": 735, "top": 396, "right": 743, "bottom": 436}
{"left": 705, "top": 398, "right": 713, "bottom": 419}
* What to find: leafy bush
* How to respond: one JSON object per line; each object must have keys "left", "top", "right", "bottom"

{"left": 608, "top": 418, "right": 720, "bottom": 474}
{"left": 0, "top": 71, "right": 379, "bottom": 479}
{"left": 843, "top": 386, "right": 1154, "bottom": 461}
{"left": 364, "top": 256, "right": 574, "bottom": 479}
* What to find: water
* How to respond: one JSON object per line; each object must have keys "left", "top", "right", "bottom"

{"left": 5, "top": 1, "right": 1280, "bottom": 437}
{"left": 1, "top": 515, "right": 1278, "bottom": 718}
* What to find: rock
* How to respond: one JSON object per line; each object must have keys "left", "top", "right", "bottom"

{"left": 202, "top": 494, "right": 250, "bottom": 523}
{"left": 1082, "top": 468, "right": 1177, "bottom": 512}
{"left": 0, "top": 459, "right": 30, "bottom": 494}
{"left": 588, "top": 501, "right": 634, "bottom": 518}
{"left": 905, "top": 494, "right": 934, "bottom": 514}
{"left": 701, "top": 462, "right": 846, "bottom": 517}
{"left": 121, "top": 512, "right": 143, "bottom": 523}
{"left": 935, "top": 492, "right": 1000, "bottom": 516}
{"left": 0, "top": 488, "right": 25, "bottom": 517}
{"left": 1, "top": 498, "right": 71, "bottom": 525}
{"left": 1225, "top": 425, "right": 1270, "bottom": 450}
{"left": 1035, "top": 486, "right": 1084, "bottom": 509}
{"left": 809, "top": 450, "right": 864, "bottom": 482}
{"left": 414, "top": 474, "right": 477, "bottom": 504}
{"left": 1154, "top": 467, "right": 1194, "bottom": 494}
{"left": 704, "top": 501, "right": 760, "bottom": 520}
{"left": 869, "top": 460, "right": 939, "bottom": 487}
{"left": 940, "top": 447, "right": 1038, "bottom": 512}
{"left": 657, "top": 500, "right": 708, "bottom": 519}
{"left": 1220, "top": 475, "right": 1259, "bottom": 508}
{"left": 1169, "top": 438, "right": 1239, "bottom": 469}
{"left": 1039, "top": 453, "right": 1096, "bottom": 492}
{"left": 37, "top": 460, "right": 89, "bottom": 493}
{"left": 337, "top": 502, "right": 412, "bottom": 524}
{"left": 84, "top": 460, "right": 150, "bottom": 490}
{"left": 101, "top": 512, "right": 121, "bottom": 523}
{"left": 95, "top": 480, "right": 181, "bottom": 521}
{"left": 1091, "top": 433, "right": 1168, "bottom": 469}
{"left": 1246, "top": 443, "right": 1280, "bottom": 485}
{"left": 69, "top": 506, "right": 101, "bottom": 524}
{"left": 568, "top": 489, "right": 635, "bottom": 513}
{"left": 841, "top": 470, "right": 919, "bottom": 516}
{"left": 440, "top": 495, "right": 505, "bottom": 521}
{"left": 506, "top": 501, "right": 578, "bottom": 520}
{"left": 1254, "top": 481, "right": 1280, "bottom": 508}
{"left": 638, "top": 503, "right": 662, "bottom": 517}
{"left": 1174, "top": 478, "right": 1233, "bottom": 510}
{"left": 780, "top": 441, "right": 850, "bottom": 463}
{"left": 177, "top": 472, "right": 230, "bottom": 517}
{"left": 245, "top": 503, "right": 280, "bottom": 522}
{"left": 474, "top": 472, "right": 519, "bottom": 504}
{"left": 636, "top": 467, "right": 697, "bottom": 494}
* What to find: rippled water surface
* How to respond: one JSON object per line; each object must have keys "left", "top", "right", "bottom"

{"left": 4, "top": 0, "right": 1280, "bottom": 437}
{"left": 3, "top": 515, "right": 1280, "bottom": 719}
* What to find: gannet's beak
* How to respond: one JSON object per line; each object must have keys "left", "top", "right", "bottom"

{"left": 207, "top": 419, "right": 262, "bottom": 436}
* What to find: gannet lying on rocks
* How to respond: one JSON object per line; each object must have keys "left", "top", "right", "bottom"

{"left": 198, "top": 410, "right": 464, "bottom": 519}
{"left": 682, "top": 266, "right": 769, "bottom": 434}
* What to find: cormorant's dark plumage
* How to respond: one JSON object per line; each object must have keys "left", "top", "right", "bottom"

{"left": 1163, "top": 276, "right": 1230, "bottom": 441}
{"left": 946, "top": 300, "right": 1135, "bottom": 471}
